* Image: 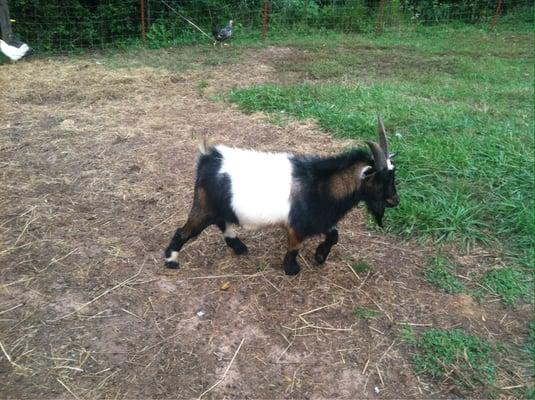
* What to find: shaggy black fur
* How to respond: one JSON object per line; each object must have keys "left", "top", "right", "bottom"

{"left": 196, "top": 148, "right": 240, "bottom": 225}
{"left": 283, "top": 250, "right": 300, "bottom": 275}
{"left": 361, "top": 168, "right": 398, "bottom": 227}
{"left": 289, "top": 149, "right": 373, "bottom": 238}
{"left": 164, "top": 148, "right": 240, "bottom": 267}
{"left": 164, "top": 147, "right": 399, "bottom": 275}
{"left": 314, "top": 228, "right": 339, "bottom": 264}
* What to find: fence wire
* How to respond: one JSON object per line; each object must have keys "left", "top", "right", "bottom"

{"left": 5, "top": 0, "right": 533, "bottom": 53}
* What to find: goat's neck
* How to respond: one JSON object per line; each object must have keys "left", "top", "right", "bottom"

{"left": 327, "top": 162, "right": 370, "bottom": 201}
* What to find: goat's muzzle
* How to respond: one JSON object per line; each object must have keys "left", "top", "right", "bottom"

{"left": 386, "top": 194, "right": 400, "bottom": 207}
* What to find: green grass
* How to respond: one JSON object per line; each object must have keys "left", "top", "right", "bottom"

{"left": 197, "top": 79, "right": 209, "bottom": 96}
{"left": 351, "top": 261, "right": 373, "bottom": 274}
{"left": 256, "top": 262, "right": 268, "bottom": 272}
{"left": 352, "top": 306, "right": 381, "bottom": 319}
{"left": 424, "top": 256, "right": 464, "bottom": 294}
{"left": 399, "top": 326, "right": 417, "bottom": 345}
{"left": 412, "top": 329, "right": 496, "bottom": 389}
{"left": 228, "top": 25, "right": 533, "bottom": 268}
{"left": 480, "top": 267, "right": 530, "bottom": 306}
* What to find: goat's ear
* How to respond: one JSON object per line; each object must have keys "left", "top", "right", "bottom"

{"left": 389, "top": 152, "right": 397, "bottom": 159}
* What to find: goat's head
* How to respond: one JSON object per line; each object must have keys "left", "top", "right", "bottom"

{"left": 361, "top": 115, "right": 400, "bottom": 227}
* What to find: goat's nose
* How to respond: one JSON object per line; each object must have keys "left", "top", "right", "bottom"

{"left": 387, "top": 195, "right": 400, "bottom": 206}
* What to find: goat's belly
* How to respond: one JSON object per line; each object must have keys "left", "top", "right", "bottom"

{"left": 229, "top": 182, "right": 291, "bottom": 227}
{"left": 232, "top": 198, "right": 290, "bottom": 227}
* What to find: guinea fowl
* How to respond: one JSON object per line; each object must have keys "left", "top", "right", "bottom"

{"left": 0, "top": 39, "right": 32, "bottom": 62}
{"left": 212, "top": 20, "right": 233, "bottom": 46}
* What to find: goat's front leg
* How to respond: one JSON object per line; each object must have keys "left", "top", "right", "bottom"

{"left": 314, "top": 228, "right": 339, "bottom": 265}
{"left": 283, "top": 227, "right": 302, "bottom": 276}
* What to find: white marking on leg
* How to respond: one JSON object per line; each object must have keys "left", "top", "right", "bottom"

{"left": 223, "top": 225, "right": 236, "bottom": 239}
{"left": 165, "top": 251, "right": 179, "bottom": 263}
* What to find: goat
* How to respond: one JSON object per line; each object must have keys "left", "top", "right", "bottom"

{"left": 164, "top": 115, "right": 399, "bottom": 275}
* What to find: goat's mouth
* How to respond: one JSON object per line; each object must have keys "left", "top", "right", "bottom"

{"left": 385, "top": 196, "right": 399, "bottom": 207}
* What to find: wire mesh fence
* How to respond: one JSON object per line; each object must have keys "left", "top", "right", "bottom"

{"left": 5, "top": 0, "right": 533, "bottom": 53}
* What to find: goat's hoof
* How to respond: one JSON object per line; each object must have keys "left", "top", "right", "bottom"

{"left": 284, "top": 263, "right": 300, "bottom": 276}
{"left": 314, "top": 244, "right": 329, "bottom": 264}
{"left": 164, "top": 260, "right": 179, "bottom": 269}
{"left": 225, "top": 237, "right": 248, "bottom": 255}
{"left": 233, "top": 242, "right": 248, "bottom": 255}
{"left": 314, "top": 252, "right": 327, "bottom": 265}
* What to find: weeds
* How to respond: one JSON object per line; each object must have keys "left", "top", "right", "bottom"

{"left": 424, "top": 256, "right": 464, "bottom": 294}
{"left": 196, "top": 80, "right": 209, "bottom": 96}
{"left": 412, "top": 329, "right": 496, "bottom": 389}
{"left": 351, "top": 261, "right": 373, "bottom": 274}
{"left": 353, "top": 306, "right": 381, "bottom": 319}
{"left": 399, "top": 326, "right": 417, "bottom": 345}
{"left": 480, "top": 267, "right": 530, "bottom": 306}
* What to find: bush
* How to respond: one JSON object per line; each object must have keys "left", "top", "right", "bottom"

{"left": 400, "top": 0, "right": 534, "bottom": 24}
{"left": 10, "top": 0, "right": 140, "bottom": 51}
{"left": 8, "top": 0, "right": 534, "bottom": 51}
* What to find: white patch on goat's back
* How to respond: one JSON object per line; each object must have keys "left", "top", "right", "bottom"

{"left": 217, "top": 145, "right": 292, "bottom": 227}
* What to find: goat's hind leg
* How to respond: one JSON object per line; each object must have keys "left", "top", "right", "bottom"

{"left": 216, "top": 221, "right": 248, "bottom": 255}
{"left": 314, "top": 228, "right": 339, "bottom": 265}
{"left": 164, "top": 186, "right": 217, "bottom": 268}
{"left": 164, "top": 217, "right": 211, "bottom": 268}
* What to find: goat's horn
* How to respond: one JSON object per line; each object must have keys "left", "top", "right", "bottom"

{"left": 366, "top": 141, "right": 387, "bottom": 171}
{"left": 377, "top": 114, "right": 388, "bottom": 156}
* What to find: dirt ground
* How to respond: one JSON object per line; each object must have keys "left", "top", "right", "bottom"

{"left": 0, "top": 47, "right": 532, "bottom": 399}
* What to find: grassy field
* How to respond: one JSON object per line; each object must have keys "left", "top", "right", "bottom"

{"left": 225, "top": 25, "right": 533, "bottom": 396}
{"left": 228, "top": 25, "right": 534, "bottom": 270}
{"left": 89, "top": 22, "right": 535, "bottom": 396}
{"left": 1, "top": 20, "right": 533, "bottom": 399}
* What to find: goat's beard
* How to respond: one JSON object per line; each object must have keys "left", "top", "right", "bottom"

{"left": 365, "top": 201, "right": 385, "bottom": 227}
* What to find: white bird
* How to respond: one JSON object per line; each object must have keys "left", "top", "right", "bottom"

{"left": 0, "top": 39, "right": 31, "bottom": 62}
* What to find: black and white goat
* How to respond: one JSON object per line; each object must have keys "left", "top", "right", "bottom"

{"left": 164, "top": 116, "right": 399, "bottom": 275}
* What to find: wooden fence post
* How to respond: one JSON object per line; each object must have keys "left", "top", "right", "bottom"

{"left": 0, "top": 0, "right": 14, "bottom": 43}
{"left": 261, "top": 0, "right": 269, "bottom": 40}
{"left": 140, "top": 0, "right": 146, "bottom": 45}
{"left": 490, "top": 0, "right": 504, "bottom": 30}
{"left": 375, "top": 0, "right": 386, "bottom": 35}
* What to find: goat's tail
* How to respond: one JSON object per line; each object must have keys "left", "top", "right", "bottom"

{"left": 198, "top": 137, "right": 212, "bottom": 155}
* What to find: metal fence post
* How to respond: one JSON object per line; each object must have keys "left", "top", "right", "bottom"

{"left": 261, "top": 0, "right": 269, "bottom": 40}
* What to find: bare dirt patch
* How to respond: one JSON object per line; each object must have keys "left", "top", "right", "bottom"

{"left": 0, "top": 50, "right": 531, "bottom": 399}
